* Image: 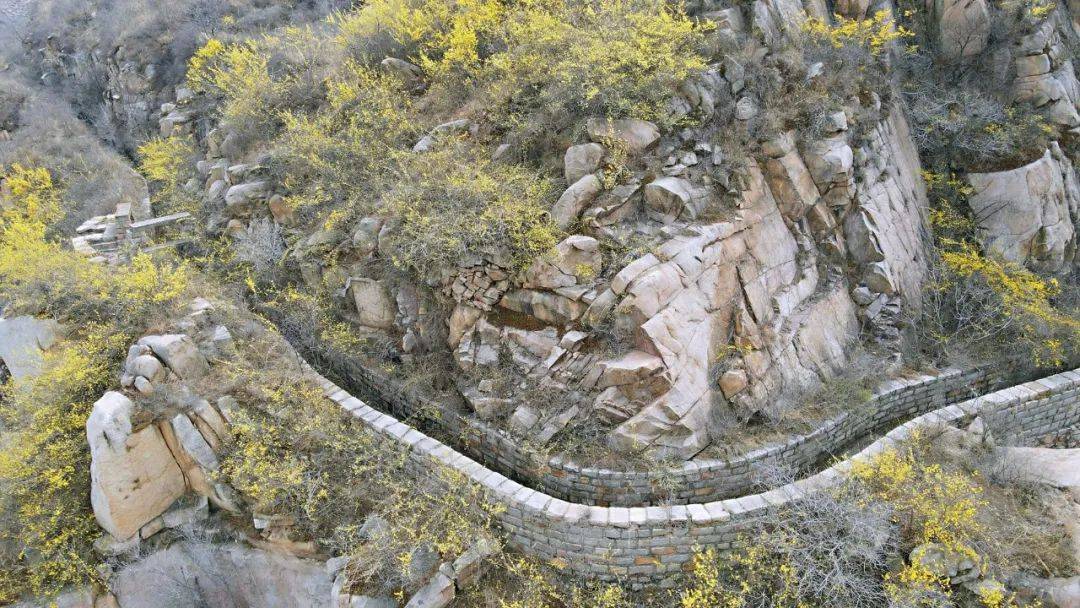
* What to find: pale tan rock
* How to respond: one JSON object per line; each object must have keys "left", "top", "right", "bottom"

{"left": 606, "top": 164, "right": 864, "bottom": 459}
{"left": 224, "top": 181, "right": 269, "bottom": 213}
{"left": 499, "top": 290, "right": 587, "bottom": 325}
{"left": 1016, "top": 53, "right": 1052, "bottom": 77}
{"left": 521, "top": 235, "right": 601, "bottom": 290}
{"left": 88, "top": 392, "right": 187, "bottom": 541}
{"left": 849, "top": 108, "right": 932, "bottom": 301}
{"left": 597, "top": 351, "right": 665, "bottom": 389}
{"left": 551, "top": 175, "right": 602, "bottom": 229}
{"left": 932, "top": 0, "right": 991, "bottom": 60}
{"left": 586, "top": 118, "right": 660, "bottom": 154}
{"left": 349, "top": 278, "right": 396, "bottom": 330}
{"left": 137, "top": 334, "right": 209, "bottom": 380}
{"left": 0, "top": 316, "right": 60, "bottom": 379}
{"left": 111, "top": 541, "right": 332, "bottom": 608}
{"left": 644, "top": 177, "right": 700, "bottom": 220}
{"left": 447, "top": 304, "right": 482, "bottom": 348}
{"left": 719, "top": 369, "right": 749, "bottom": 398}
{"left": 968, "top": 147, "right": 1078, "bottom": 272}
{"left": 997, "top": 447, "right": 1080, "bottom": 487}
{"left": 764, "top": 148, "right": 821, "bottom": 221}
{"left": 564, "top": 143, "right": 604, "bottom": 184}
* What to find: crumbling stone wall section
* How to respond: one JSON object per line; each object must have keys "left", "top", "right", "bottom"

{"left": 314, "top": 363, "right": 1080, "bottom": 583}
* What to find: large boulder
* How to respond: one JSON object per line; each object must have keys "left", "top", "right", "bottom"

{"left": 349, "top": 278, "right": 397, "bottom": 330}
{"left": 586, "top": 118, "right": 660, "bottom": 154}
{"left": 404, "top": 564, "right": 456, "bottom": 608}
{"left": 87, "top": 392, "right": 187, "bottom": 540}
{"left": 967, "top": 147, "right": 1078, "bottom": 273}
{"left": 499, "top": 290, "right": 587, "bottom": 326}
{"left": 550, "top": 174, "right": 602, "bottom": 229}
{"left": 0, "top": 316, "right": 60, "bottom": 379}
{"left": 997, "top": 447, "right": 1080, "bottom": 488}
{"left": 762, "top": 136, "right": 821, "bottom": 221}
{"left": 137, "top": 334, "right": 210, "bottom": 380}
{"left": 564, "top": 143, "right": 604, "bottom": 184}
{"left": 930, "top": 0, "right": 991, "bottom": 60}
{"left": 224, "top": 181, "right": 270, "bottom": 214}
{"left": 111, "top": 541, "right": 332, "bottom": 608}
{"left": 521, "top": 235, "right": 602, "bottom": 290}
{"left": 413, "top": 119, "right": 472, "bottom": 153}
{"left": 644, "top": 177, "right": 705, "bottom": 220}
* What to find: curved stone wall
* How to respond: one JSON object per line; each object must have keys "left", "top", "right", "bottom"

{"left": 310, "top": 361, "right": 1080, "bottom": 582}
{"left": 292, "top": 327, "right": 1038, "bottom": 505}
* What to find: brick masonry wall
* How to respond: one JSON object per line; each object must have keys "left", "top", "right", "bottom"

{"left": 310, "top": 361, "right": 1080, "bottom": 583}
{"left": 291, "top": 325, "right": 1039, "bottom": 505}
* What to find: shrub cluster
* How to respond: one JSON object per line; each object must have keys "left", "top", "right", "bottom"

{"left": 0, "top": 166, "right": 191, "bottom": 602}
{"left": 912, "top": 170, "right": 1079, "bottom": 367}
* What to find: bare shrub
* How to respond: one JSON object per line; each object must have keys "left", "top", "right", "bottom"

{"left": 764, "top": 486, "right": 897, "bottom": 608}
{"left": 233, "top": 218, "right": 284, "bottom": 277}
{"left": 681, "top": 478, "right": 897, "bottom": 608}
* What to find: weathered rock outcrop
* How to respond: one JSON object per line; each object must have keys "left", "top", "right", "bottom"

{"left": 0, "top": 315, "right": 60, "bottom": 379}
{"left": 997, "top": 446, "right": 1080, "bottom": 487}
{"left": 968, "top": 144, "right": 1079, "bottom": 273}
{"left": 110, "top": 542, "right": 333, "bottom": 608}
{"left": 605, "top": 165, "right": 860, "bottom": 458}
{"left": 928, "top": 0, "right": 992, "bottom": 60}
{"left": 87, "top": 391, "right": 188, "bottom": 541}
{"left": 1011, "top": 19, "right": 1080, "bottom": 130}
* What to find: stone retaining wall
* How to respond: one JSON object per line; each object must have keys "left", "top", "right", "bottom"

{"left": 310, "top": 362, "right": 1080, "bottom": 583}
{"left": 292, "top": 327, "right": 1038, "bottom": 505}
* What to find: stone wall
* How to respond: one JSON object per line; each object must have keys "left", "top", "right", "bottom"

{"left": 312, "top": 362, "right": 1080, "bottom": 583}
{"left": 287, "top": 323, "right": 1038, "bottom": 506}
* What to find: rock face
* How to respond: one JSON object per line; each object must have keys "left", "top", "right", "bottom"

{"left": 967, "top": 145, "right": 1080, "bottom": 273}
{"left": 521, "top": 235, "right": 602, "bottom": 290}
{"left": 586, "top": 118, "right": 660, "bottom": 153}
{"left": 846, "top": 107, "right": 932, "bottom": 302}
{"left": 564, "top": 142, "right": 605, "bottom": 184}
{"left": 605, "top": 163, "right": 860, "bottom": 459}
{"left": 1011, "top": 20, "right": 1080, "bottom": 129}
{"left": 997, "top": 447, "right": 1080, "bottom": 487}
{"left": 551, "top": 174, "right": 602, "bottom": 229}
{"left": 929, "top": 0, "right": 991, "bottom": 60}
{"left": 0, "top": 316, "right": 60, "bottom": 379}
{"left": 87, "top": 392, "right": 187, "bottom": 541}
{"left": 111, "top": 542, "right": 332, "bottom": 608}
{"left": 440, "top": 103, "right": 933, "bottom": 459}
{"left": 350, "top": 278, "right": 397, "bottom": 330}
{"left": 644, "top": 177, "right": 706, "bottom": 220}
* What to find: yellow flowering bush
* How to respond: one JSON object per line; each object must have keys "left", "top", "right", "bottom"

{"left": 917, "top": 169, "right": 1079, "bottom": 365}
{"left": 849, "top": 437, "right": 1032, "bottom": 607}
{"left": 936, "top": 242, "right": 1077, "bottom": 365}
{"left": 0, "top": 164, "right": 63, "bottom": 230}
{"left": 680, "top": 545, "right": 803, "bottom": 608}
{"left": 380, "top": 144, "right": 560, "bottom": 280}
{"left": 0, "top": 167, "right": 192, "bottom": 602}
{"left": 136, "top": 135, "right": 198, "bottom": 214}
{"left": 852, "top": 444, "right": 985, "bottom": 552}
{"left": 483, "top": 0, "right": 706, "bottom": 133}
{"left": 186, "top": 37, "right": 227, "bottom": 94}
{"left": 0, "top": 329, "right": 127, "bottom": 601}
{"left": 213, "top": 326, "right": 507, "bottom": 597}
{"left": 273, "top": 60, "right": 415, "bottom": 214}
{"left": 333, "top": 0, "right": 504, "bottom": 77}
{"left": 802, "top": 10, "right": 914, "bottom": 56}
